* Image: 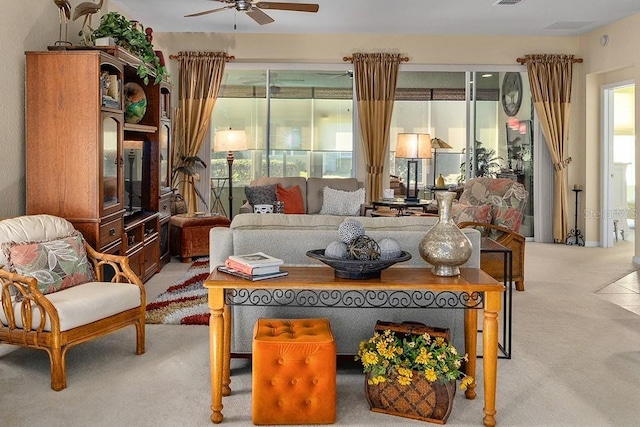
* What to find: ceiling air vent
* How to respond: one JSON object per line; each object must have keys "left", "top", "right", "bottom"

{"left": 494, "top": 0, "right": 524, "bottom": 5}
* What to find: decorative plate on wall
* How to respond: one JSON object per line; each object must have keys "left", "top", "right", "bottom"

{"left": 501, "top": 72, "right": 522, "bottom": 117}
{"left": 124, "top": 82, "right": 147, "bottom": 124}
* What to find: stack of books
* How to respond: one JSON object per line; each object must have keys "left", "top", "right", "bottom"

{"left": 217, "top": 252, "right": 288, "bottom": 281}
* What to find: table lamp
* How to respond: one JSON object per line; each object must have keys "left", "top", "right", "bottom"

{"left": 395, "top": 133, "right": 432, "bottom": 202}
{"left": 214, "top": 128, "right": 247, "bottom": 219}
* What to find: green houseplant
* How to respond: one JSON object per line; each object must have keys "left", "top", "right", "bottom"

{"left": 459, "top": 140, "right": 503, "bottom": 183}
{"left": 89, "top": 12, "right": 169, "bottom": 84}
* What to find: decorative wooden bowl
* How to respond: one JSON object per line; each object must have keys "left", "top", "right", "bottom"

{"left": 306, "top": 249, "right": 412, "bottom": 279}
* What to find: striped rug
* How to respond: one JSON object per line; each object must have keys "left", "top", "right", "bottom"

{"left": 145, "top": 258, "right": 210, "bottom": 325}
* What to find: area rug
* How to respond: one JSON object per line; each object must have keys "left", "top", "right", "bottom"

{"left": 145, "top": 258, "right": 210, "bottom": 325}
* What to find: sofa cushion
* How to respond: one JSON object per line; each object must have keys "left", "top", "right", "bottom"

{"left": 307, "top": 177, "right": 360, "bottom": 214}
{"left": 276, "top": 184, "right": 305, "bottom": 214}
{"left": 244, "top": 184, "right": 277, "bottom": 206}
{"left": 319, "top": 187, "right": 365, "bottom": 216}
{"left": 2, "top": 232, "right": 96, "bottom": 296}
{"left": 231, "top": 213, "right": 345, "bottom": 230}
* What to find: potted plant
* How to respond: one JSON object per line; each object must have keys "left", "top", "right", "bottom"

{"left": 459, "top": 140, "right": 503, "bottom": 183}
{"left": 171, "top": 154, "right": 209, "bottom": 213}
{"left": 356, "top": 324, "right": 473, "bottom": 423}
{"left": 89, "top": 12, "right": 169, "bottom": 85}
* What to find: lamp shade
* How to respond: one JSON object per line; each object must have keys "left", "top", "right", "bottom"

{"left": 431, "top": 137, "right": 452, "bottom": 149}
{"left": 396, "top": 133, "right": 432, "bottom": 159}
{"left": 214, "top": 129, "right": 248, "bottom": 152}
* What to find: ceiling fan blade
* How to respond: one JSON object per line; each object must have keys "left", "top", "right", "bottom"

{"left": 246, "top": 8, "right": 275, "bottom": 25}
{"left": 257, "top": 2, "right": 319, "bottom": 13}
{"left": 184, "top": 5, "right": 234, "bottom": 18}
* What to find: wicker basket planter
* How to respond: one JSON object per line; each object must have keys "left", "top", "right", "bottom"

{"left": 365, "top": 372, "right": 456, "bottom": 424}
{"left": 360, "top": 321, "right": 463, "bottom": 424}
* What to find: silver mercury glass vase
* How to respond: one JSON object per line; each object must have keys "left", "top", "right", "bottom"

{"left": 419, "top": 191, "right": 472, "bottom": 276}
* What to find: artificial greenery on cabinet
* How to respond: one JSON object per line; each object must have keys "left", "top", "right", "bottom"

{"left": 89, "top": 12, "right": 169, "bottom": 84}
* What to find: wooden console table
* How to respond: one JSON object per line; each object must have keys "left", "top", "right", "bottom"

{"left": 204, "top": 267, "right": 504, "bottom": 426}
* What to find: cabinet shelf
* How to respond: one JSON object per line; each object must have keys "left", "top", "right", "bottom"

{"left": 124, "top": 123, "right": 157, "bottom": 133}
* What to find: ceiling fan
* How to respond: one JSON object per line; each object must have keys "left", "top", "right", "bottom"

{"left": 185, "top": 1, "right": 320, "bottom": 26}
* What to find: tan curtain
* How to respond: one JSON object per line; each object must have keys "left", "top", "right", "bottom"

{"left": 352, "top": 53, "right": 403, "bottom": 202}
{"left": 524, "top": 54, "right": 575, "bottom": 243}
{"left": 172, "top": 51, "right": 228, "bottom": 212}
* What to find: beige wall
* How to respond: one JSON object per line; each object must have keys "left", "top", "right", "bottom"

{"left": 579, "top": 13, "right": 640, "bottom": 251}
{"left": 2, "top": 3, "right": 639, "bottom": 253}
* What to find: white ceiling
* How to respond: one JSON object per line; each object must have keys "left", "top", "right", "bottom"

{"left": 111, "top": 0, "right": 640, "bottom": 36}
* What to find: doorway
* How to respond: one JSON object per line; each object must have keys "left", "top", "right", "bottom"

{"left": 602, "top": 82, "right": 635, "bottom": 247}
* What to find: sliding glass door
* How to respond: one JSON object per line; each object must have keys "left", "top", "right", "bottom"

{"left": 210, "top": 67, "right": 534, "bottom": 237}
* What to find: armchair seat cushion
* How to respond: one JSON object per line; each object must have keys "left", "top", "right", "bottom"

{"left": 0, "top": 282, "right": 141, "bottom": 332}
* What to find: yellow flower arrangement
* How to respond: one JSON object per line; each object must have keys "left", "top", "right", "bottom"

{"left": 355, "top": 329, "right": 474, "bottom": 390}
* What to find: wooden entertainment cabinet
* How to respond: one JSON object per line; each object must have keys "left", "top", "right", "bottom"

{"left": 25, "top": 48, "right": 173, "bottom": 282}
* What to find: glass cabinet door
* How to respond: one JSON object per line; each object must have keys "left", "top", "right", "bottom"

{"left": 102, "top": 113, "right": 123, "bottom": 214}
{"left": 159, "top": 120, "right": 171, "bottom": 191}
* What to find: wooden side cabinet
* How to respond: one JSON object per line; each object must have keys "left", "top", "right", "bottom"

{"left": 123, "top": 212, "right": 160, "bottom": 282}
{"left": 26, "top": 51, "right": 126, "bottom": 254}
{"left": 25, "top": 48, "right": 170, "bottom": 281}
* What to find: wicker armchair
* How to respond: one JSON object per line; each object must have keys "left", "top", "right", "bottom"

{"left": 453, "top": 177, "right": 528, "bottom": 291}
{"left": 0, "top": 215, "right": 145, "bottom": 390}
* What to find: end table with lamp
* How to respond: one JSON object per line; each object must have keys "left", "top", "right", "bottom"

{"left": 395, "top": 133, "right": 432, "bottom": 202}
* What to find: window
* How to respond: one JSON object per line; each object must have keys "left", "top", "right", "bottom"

{"left": 209, "top": 67, "right": 533, "bottom": 237}
{"left": 211, "top": 69, "right": 354, "bottom": 185}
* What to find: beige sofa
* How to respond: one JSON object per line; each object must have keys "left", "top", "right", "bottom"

{"left": 239, "top": 176, "right": 363, "bottom": 214}
{"left": 209, "top": 213, "right": 481, "bottom": 355}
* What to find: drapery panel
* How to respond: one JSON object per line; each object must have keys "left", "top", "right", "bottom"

{"left": 172, "top": 51, "right": 228, "bottom": 212}
{"left": 352, "top": 53, "right": 403, "bottom": 202}
{"left": 524, "top": 54, "right": 576, "bottom": 243}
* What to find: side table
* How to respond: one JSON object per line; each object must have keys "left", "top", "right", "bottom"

{"left": 210, "top": 177, "right": 228, "bottom": 217}
{"left": 371, "top": 199, "right": 435, "bottom": 216}
{"left": 479, "top": 237, "right": 513, "bottom": 359}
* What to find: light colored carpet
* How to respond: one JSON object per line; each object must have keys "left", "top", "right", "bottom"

{"left": 2, "top": 241, "right": 640, "bottom": 426}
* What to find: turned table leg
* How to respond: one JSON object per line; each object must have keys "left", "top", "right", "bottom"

{"left": 482, "top": 290, "right": 501, "bottom": 427}
{"left": 464, "top": 307, "right": 478, "bottom": 400}
{"left": 222, "top": 303, "right": 231, "bottom": 396}
{"left": 208, "top": 288, "right": 225, "bottom": 424}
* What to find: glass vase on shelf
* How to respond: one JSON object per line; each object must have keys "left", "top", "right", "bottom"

{"left": 418, "top": 191, "right": 472, "bottom": 276}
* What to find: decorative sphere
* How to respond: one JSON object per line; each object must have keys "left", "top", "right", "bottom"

{"left": 325, "top": 241, "right": 349, "bottom": 259}
{"left": 378, "top": 238, "right": 402, "bottom": 260}
{"left": 348, "top": 235, "right": 380, "bottom": 260}
{"left": 124, "top": 82, "right": 147, "bottom": 124}
{"left": 338, "top": 219, "right": 365, "bottom": 244}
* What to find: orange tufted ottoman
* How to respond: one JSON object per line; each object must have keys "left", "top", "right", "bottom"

{"left": 169, "top": 213, "right": 231, "bottom": 263}
{"left": 252, "top": 318, "right": 337, "bottom": 425}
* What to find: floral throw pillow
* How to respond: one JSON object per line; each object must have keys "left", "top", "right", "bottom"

{"left": 2, "top": 232, "right": 96, "bottom": 296}
{"left": 244, "top": 184, "right": 277, "bottom": 207}
{"left": 451, "top": 203, "right": 492, "bottom": 225}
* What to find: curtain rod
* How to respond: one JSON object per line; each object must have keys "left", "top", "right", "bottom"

{"left": 169, "top": 54, "right": 235, "bottom": 61}
{"left": 343, "top": 56, "right": 410, "bottom": 62}
{"left": 516, "top": 57, "right": 583, "bottom": 64}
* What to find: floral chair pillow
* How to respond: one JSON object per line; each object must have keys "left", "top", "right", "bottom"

{"left": 451, "top": 203, "right": 492, "bottom": 225}
{"left": 2, "top": 231, "right": 96, "bottom": 297}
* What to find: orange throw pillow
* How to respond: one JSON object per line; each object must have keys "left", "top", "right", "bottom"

{"left": 276, "top": 184, "right": 305, "bottom": 214}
